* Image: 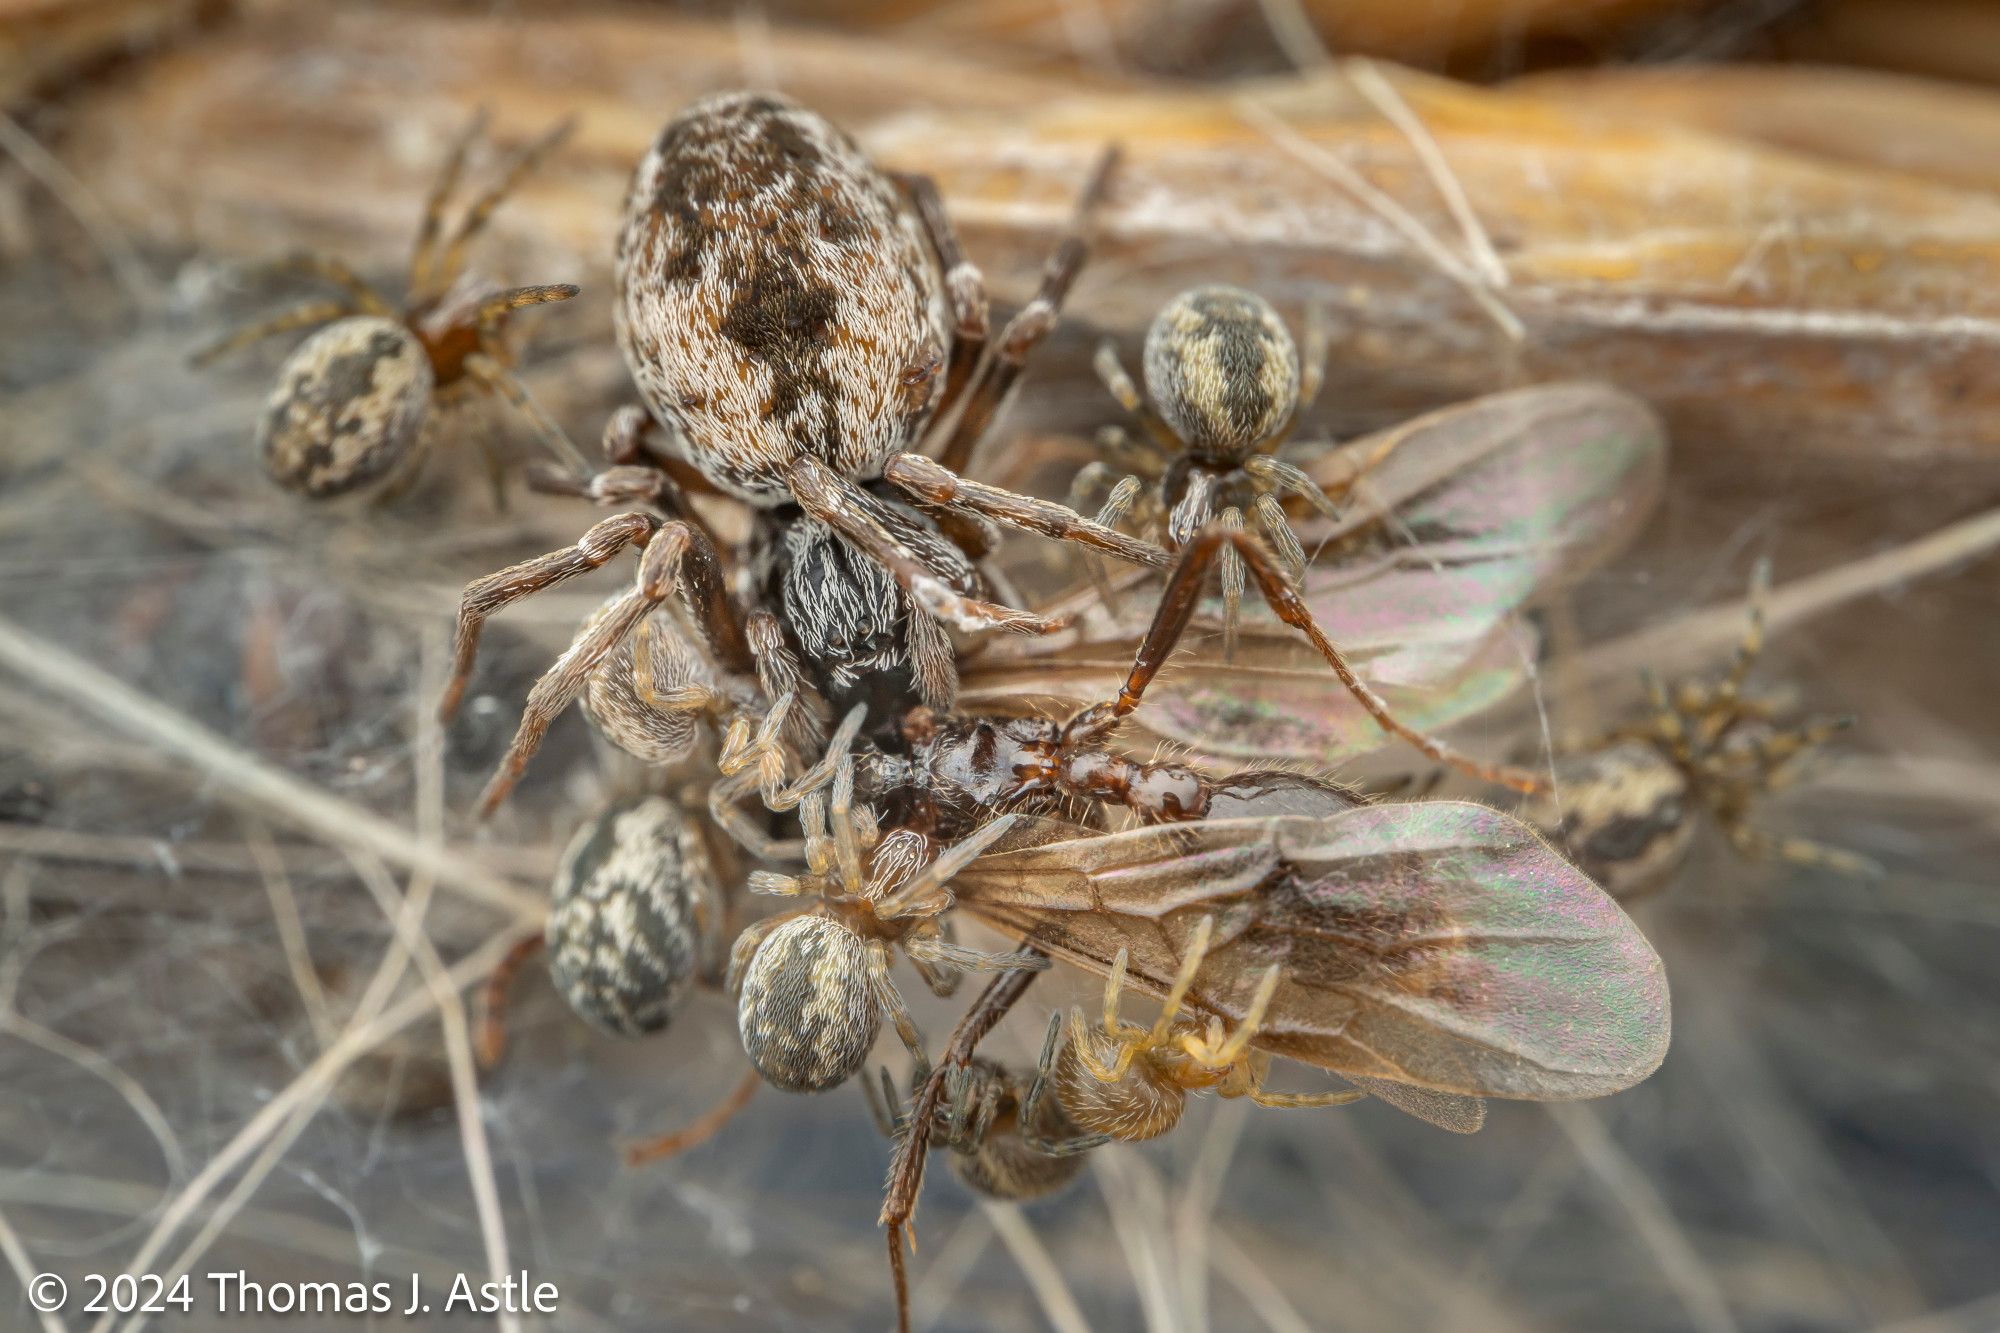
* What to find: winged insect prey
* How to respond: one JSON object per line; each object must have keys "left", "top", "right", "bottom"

{"left": 194, "top": 110, "right": 586, "bottom": 501}
{"left": 961, "top": 381, "right": 1667, "bottom": 771}
{"left": 446, "top": 386, "right": 1583, "bottom": 831}
{"left": 871, "top": 771, "right": 1668, "bottom": 1332}
{"left": 1519, "top": 559, "right": 1876, "bottom": 898}
{"left": 610, "top": 88, "right": 1170, "bottom": 712}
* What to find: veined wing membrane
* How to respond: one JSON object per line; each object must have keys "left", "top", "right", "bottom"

{"left": 960, "top": 383, "right": 1665, "bottom": 767}
{"left": 955, "top": 802, "right": 1670, "bottom": 1102}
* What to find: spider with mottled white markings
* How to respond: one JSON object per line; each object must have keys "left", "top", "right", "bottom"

{"left": 609, "top": 90, "right": 1167, "bottom": 696}
{"left": 194, "top": 109, "right": 586, "bottom": 501}
{"left": 1077, "top": 285, "right": 1389, "bottom": 651}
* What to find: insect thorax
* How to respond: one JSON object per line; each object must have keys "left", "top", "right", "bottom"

{"left": 614, "top": 91, "right": 951, "bottom": 504}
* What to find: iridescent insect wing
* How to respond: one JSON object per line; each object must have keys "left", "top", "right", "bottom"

{"left": 954, "top": 802, "right": 1671, "bottom": 1101}
{"left": 960, "top": 383, "right": 1665, "bottom": 767}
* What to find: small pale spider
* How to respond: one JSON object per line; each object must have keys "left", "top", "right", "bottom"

{"left": 1519, "top": 560, "right": 1875, "bottom": 899}
{"left": 727, "top": 713, "right": 1046, "bottom": 1094}
{"left": 475, "top": 791, "right": 728, "bottom": 1065}
{"left": 1050, "top": 915, "right": 1361, "bottom": 1142}
{"left": 865, "top": 1039, "right": 1104, "bottom": 1204}
{"left": 611, "top": 91, "right": 1167, "bottom": 676}
{"left": 1077, "top": 286, "right": 1391, "bottom": 650}
{"left": 474, "top": 791, "right": 768, "bottom": 1166}
{"left": 195, "top": 109, "right": 586, "bottom": 500}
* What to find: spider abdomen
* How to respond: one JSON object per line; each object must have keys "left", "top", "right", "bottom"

{"left": 1142, "top": 285, "right": 1299, "bottom": 461}
{"left": 259, "top": 316, "right": 433, "bottom": 498}
{"left": 578, "top": 598, "right": 714, "bottom": 765}
{"left": 1051, "top": 1032, "right": 1187, "bottom": 1141}
{"left": 736, "top": 914, "right": 881, "bottom": 1093}
{"left": 545, "top": 795, "right": 719, "bottom": 1038}
{"left": 614, "top": 91, "right": 949, "bottom": 504}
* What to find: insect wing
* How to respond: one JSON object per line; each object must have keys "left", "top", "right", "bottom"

{"left": 961, "top": 383, "right": 1665, "bottom": 767}
{"left": 955, "top": 801, "right": 1670, "bottom": 1101}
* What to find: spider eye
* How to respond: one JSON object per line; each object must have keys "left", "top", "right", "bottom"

{"left": 900, "top": 350, "right": 942, "bottom": 387}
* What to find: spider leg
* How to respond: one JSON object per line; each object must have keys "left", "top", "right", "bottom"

{"left": 440, "top": 511, "right": 658, "bottom": 723}
{"left": 928, "top": 146, "right": 1120, "bottom": 475}
{"left": 1094, "top": 343, "right": 1181, "bottom": 452}
{"left": 236, "top": 251, "right": 393, "bottom": 315}
{"left": 1217, "top": 505, "right": 1246, "bottom": 663}
{"left": 885, "top": 453, "right": 1169, "bottom": 570}
{"left": 426, "top": 114, "right": 577, "bottom": 298}
{"left": 1251, "top": 493, "right": 1307, "bottom": 576}
{"left": 1021, "top": 1012, "right": 1112, "bottom": 1156}
{"left": 1179, "top": 961, "right": 1278, "bottom": 1067}
{"left": 1146, "top": 915, "right": 1215, "bottom": 1046}
{"left": 1066, "top": 524, "right": 1550, "bottom": 792}
{"left": 623, "top": 1068, "right": 762, "bottom": 1166}
{"left": 744, "top": 609, "right": 828, "bottom": 750}
{"left": 409, "top": 106, "right": 489, "bottom": 295}
{"left": 1727, "top": 823, "right": 1881, "bottom": 878}
{"left": 866, "top": 941, "right": 932, "bottom": 1081}
{"left": 462, "top": 348, "right": 591, "bottom": 482}
{"left": 472, "top": 522, "right": 734, "bottom": 816}
{"left": 472, "top": 930, "right": 546, "bottom": 1069}
{"left": 190, "top": 301, "right": 355, "bottom": 365}
{"left": 788, "top": 457, "right": 1067, "bottom": 634}
{"left": 1245, "top": 1080, "right": 1365, "bottom": 1111}
{"left": 865, "top": 1065, "right": 910, "bottom": 1140}
{"left": 1295, "top": 301, "right": 1329, "bottom": 421}
{"left": 710, "top": 766, "right": 806, "bottom": 863}
{"left": 1070, "top": 1006, "right": 1137, "bottom": 1083}
{"left": 1245, "top": 455, "right": 1345, "bottom": 526}
{"left": 876, "top": 813, "right": 1023, "bottom": 919}
{"left": 891, "top": 170, "right": 989, "bottom": 420}
{"left": 1070, "top": 466, "right": 1146, "bottom": 611}
{"left": 1715, "top": 557, "right": 1772, "bottom": 708}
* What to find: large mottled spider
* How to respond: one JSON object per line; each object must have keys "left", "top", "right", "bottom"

{"left": 607, "top": 91, "right": 1169, "bottom": 708}
{"left": 1520, "top": 560, "right": 1875, "bottom": 898}
{"left": 195, "top": 109, "right": 586, "bottom": 500}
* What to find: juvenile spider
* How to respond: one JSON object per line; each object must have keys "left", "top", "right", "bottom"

{"left": 1519, "top": 560, "right": 1875, "bottom": 898}
{"left": 865, "top": 1035, "right": 1104, "bottom": 1204}
{"left": 728, "top": 712, "right": 1047, "bottom": 1094}
{"left": 438, "top": 500, "right": 830, "bottom": 837}
{"left": 1047, "top": 915, "right": 1362, "bottom": 1142}
{"left": 473, "top": 791, "right": 770, "bottom": 1165}
{"left": 611, "top": 90, "right": 1166, "bottom": 667}
{"left": 195, "top": 109, "right": 586, "bottom": 500}
{"left": 1077, "top": 286, "right": 1387, "bottom": 648}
